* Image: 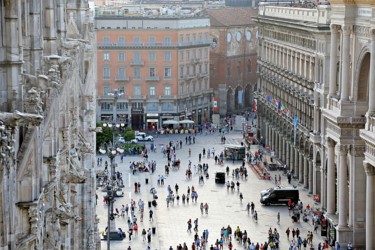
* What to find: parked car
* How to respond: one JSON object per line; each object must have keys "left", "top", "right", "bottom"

{"left": 215, "top": 172, "right": 226, "bottom": 184}
{"left": 135, "top": 132, "right": 154, "bottom": 141}
{"left": 260, "top": 186, "right": 299, "bottom": 205}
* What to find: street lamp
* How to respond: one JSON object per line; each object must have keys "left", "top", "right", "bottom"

{"left": 100, "top": 145, "right": 124, "bottom": 249}
{"left": 107, "top": 89, "right": 124, "bottom": 124}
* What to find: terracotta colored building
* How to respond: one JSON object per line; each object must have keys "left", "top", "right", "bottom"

{"left": 204, "top": 8, "right": 258, "bottom": 116}
{"left": 95, "top": 11, "right": 213, "bottom": 130}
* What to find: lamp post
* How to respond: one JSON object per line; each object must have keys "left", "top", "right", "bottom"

{"left": 107, "top": 89, "right": 124, "bottom": 124}
{"left": 99, "top": 145, "right": 124, "bottom": 250}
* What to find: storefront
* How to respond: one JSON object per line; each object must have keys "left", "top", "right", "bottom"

{"left": 131, "top": 107, "right": 144, "bottom": 131}
{"left": 160, "top": 113, "right": 179, "bottom": 128}
{"left": 146, "top": 113, "right": 159, "bottom": 131}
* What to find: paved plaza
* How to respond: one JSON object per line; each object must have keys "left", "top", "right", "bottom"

{"left": 97, "top": 130, "right": 327, "bottom": 250}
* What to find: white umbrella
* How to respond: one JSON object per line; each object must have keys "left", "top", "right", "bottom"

{"left": 163, "top": 120, "right": 179, "bottom": 125}
{"left": 179, "top": 119, "right": 194, "bottom": 124}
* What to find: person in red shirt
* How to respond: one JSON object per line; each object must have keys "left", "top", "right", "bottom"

{"left": 228, "top": 241, "right": 233, "bottom": 250}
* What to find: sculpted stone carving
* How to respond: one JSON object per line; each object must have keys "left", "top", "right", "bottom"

{"left": 24, "top": 87, "right": 44, "bottom": 115}
{"left": 0, "top": 110, "right": 43, "bottom": 127}
{"left": 336, "top": 144, "right": 348, "bottom": 155}
{"left": 364, "top": 164, "right": 375, "bottom": 176}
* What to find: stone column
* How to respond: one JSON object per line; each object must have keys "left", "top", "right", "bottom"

{"left": 314, "top": 54, "right": 319, "bottom": 82}
{"left": 368, "top": 30, "right": 375, "bottom": 114}
{"left": 364, "top": 162, "right": 375, "bottom": 250}
{"left": 309, "top": 56, "right": 314, "bottom": 81}
{"left": 278, "top": 134, "right": 282, "bottom": 158}
{"left": 294, "top": 147, "right": 299, "bottom": 177}
{"left": 286, "top": 142, "right": 290, "bottom": 168}
{"left": 299, "top": 152, "right": 303, "bottom": 183}
{"left": 327, "top": 138, "right": 336, "bottom": 215}
{"left": 309, "top": 159, "right": 313, "bottom": 194}
{"left": 329, "top": 24, "right": 339, "bottom": 96}
{"left": 287, "top": 49, "right": 290, "bottom": 71}
{"left": 304, "top": 54, "right": 308, "bottom": 78}
{"left": 289, "top": 144, "right": 294, "bottom": 172}
{"left": 295, "top": 52, "right": 299, "bottom": 74}
{"left": 340, "top": 25, "right": 352, "bottom": 101}
{"left": 337, "top": 144, "right": 349, "bottom": 228}
{"left": 304, "top": 157, "right": 308, "bottom": 188}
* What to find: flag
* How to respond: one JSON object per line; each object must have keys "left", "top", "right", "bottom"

{"left": 293, "top": 115, "right": 298, "bottom": 145}
{"left": 267, "top": 96, "right": 271, "bottom": 102}
{"left": 278, "top": 102, "right": 282, "bottom": 111}
{"left": 253, "top": 99, "right": 257, "bottom": 112}
{"left": 280, "top": 104, "right": 285, "bottom": 112}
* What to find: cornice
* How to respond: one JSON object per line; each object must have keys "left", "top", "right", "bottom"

{"left": 329, "top": 0, "right": 374, "bottom": 5}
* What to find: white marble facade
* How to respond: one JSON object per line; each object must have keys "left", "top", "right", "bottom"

{"left": 0, "top": 0, "right": 99, "bottom": 249}
{"left": 255, "top": 1, "right": 375, "bottom": 248}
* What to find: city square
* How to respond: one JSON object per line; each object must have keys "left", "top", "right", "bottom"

{"left": 97, "top": 127, "right": 327, "bottom": 249}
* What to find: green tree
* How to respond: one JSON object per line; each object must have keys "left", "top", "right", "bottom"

{"left": 123, "top": 127, "right": 135, "bottom": 142}
{"left": 96, "top": 122, "right": 113, "bottom": 150}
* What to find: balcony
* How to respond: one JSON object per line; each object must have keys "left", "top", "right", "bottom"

{"left": 198, "top": 72, "right": 208, "bottom": 78}
{"left": 159, "top": 95, "right": 177, "bottom": 100}
{"left": 128, "top": 95, "right": 146, "bottom": 100}
{"left": 115, "top": 76, "right": 130, "bottom": 81}
{"left": 97, "top": 40, "right": 212, "bottom": 49}
{"left": 258, "top": 5, "right": 331, "bottom": 25}
{"left": 185, "top": 74, "right": 196, "bottom": 80}
{"left": 145, "top": 76, "right": 160, "bottom": 81}
{"left": 130, "top": 60, "right": 144, "bottom": 66}
{"left": 191, "top": 58, "right": 201, "bottom": 64}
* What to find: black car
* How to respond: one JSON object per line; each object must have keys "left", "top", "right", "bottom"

{"left": 215, "top": 172, "right": 226, "bottom": 184}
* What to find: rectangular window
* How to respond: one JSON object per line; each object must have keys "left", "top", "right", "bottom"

{"left": 180, "top": 84, "right": 184, "bottom": 95}
{"left": 193, "top": 49, "right": 196, "bottom": 59}
{"left": 186, "top": 34, "right": 190, "bottom": 43}
{"left": 205, "top": 79, "right": 208, "bottom": 90}
{"left": 186, "top": 65, "right": 190, "bottom": 76}
{"left": 149, "top": 51, "right": 155, "bottom": 61}
{"left": 205, "top": 63, "right": 208, "bottom": 73}
{"left": 118, "top": 87, "right": 125, "bottom": 94}
{"left": 103, "top": 36, "right": 110, "bottom": 45}
{"left": 118, "top": 67, "right": 125, "bottom": 77}
{"left": 204, "top": 48, "right": 208, "bottom": 58}
{"left": 164, "top": 67, "right": 171, "bottom": 79}
{"left": 179, "top": 34, "right": 183, "bottom": 43}
{"left": 134, "top": 36, "right": 140, "bottom": 45}
{"left": 193, "top": 81, "right": 196, "bottom": 92}
{"left": 193, "top": 34, "right": 196, "bottom": 43}
{"left": 192, "top": 65, "right": 196, "bottom": 75}
{"left": 199, "top": 80, "right": 202, "bottom": 91}
{"left": 134, "top": 85, "right": 141, "bottom": 96}
{"left": 134, "top": 67, "right": 141, "bottom": 80}
{"left": 186, "top": 50, "right": 190, "bottom": 60}
{"left": 103, "top": 85, "right": 110, "bottom": 95}
{"left": 103, "top": 52, "right": 110, "bottom": 61}
{"left": 149, "top": 67, "right": 156, "bottom": 77}
{"left": 103, "top": 67, "right": 110, "bottom": 79}
{"left": 149, "top": 36, "right": 155, "bottom": 45}
{"left": 118, "top": 52, "right": 125, "bottom": 61}
{"left": 149, "top": 86, "right": 155, "bottom": 96}
{"left": 198, "top": 49, "right": 202, "bottom": 59}
{"left": 165, "top": 51, "right": 171, "bottom": 61}
{"left": 179, "top": 66, "right": 184, "bottom": 79}
{"left": 199, "top": 64, "right": 202, "bottom": 74}
{"left": 180, "top": 51, "right": 184, "bottom": 61}
{"left": 134, "top": 52, "right": 141, "bottom": 63}
{"left": 164, "top": 36, "right": 171, "bottom": 45}
{"left": 118, "top": 36, "right": 125, "bottom": 45}
{"left": 164, "top": 86, "right": 171, "bottom": 96}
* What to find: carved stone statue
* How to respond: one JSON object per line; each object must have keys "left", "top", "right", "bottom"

{"left": 24, "top": 87, "right": 44, "bottom": 115}
{"left": 0, "top": 110, "right": 43, "bottom": 127}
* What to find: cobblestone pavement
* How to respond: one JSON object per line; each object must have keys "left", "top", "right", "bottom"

{"left": 96, "top": 130, "right": 327, "bottom": 250}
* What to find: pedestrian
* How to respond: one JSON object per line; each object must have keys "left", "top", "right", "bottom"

{"left": 274, "top": 175, "right": 277, "bottom": 185}
{"left": 199, "top": 153, "right": 202, "bottom": 162}
{"left": 292, "top": 228, "right": 296, "bottom": 239}
{"left": 189, "top": 148, "right": 191, "bottom": 157}
{"left": 134, "top": 182, "right": 138, "bottom": 193}
{"left": 204, "top": 203, "right": 209, "bottom": 214}
{"left": 277, "top": 212, "right": 280, "bottom": 224}
{"left": 149, "top": 210, "right": 153, "bottom": 222}
{"left": 239, "top": 193, "right": 243, "bottom": 203}
{"left": 147, "top": 228, "right": 152, "bottom": 243}
{"left": 335, "top": 241, "right": 341, "bottom": 250}
{"left": 286, "top": 227, "right": 290, "bottom": 239}
{"left": 142, "top": 228, "right": 147, "bottom": 241}
{"left": 278, "top": 174, "right": 281, "bottom": 185}
{"left": 200, "top": 203, "right": 204, "bottom": 214}
{"left": 175, "top": 183, "right": 179, "bottom": 194}
{"left": 236, "top": 181, "right": 240, "bottom": 192}
{"left": 246, "top": 202, "right": 250, "bottom": 214}
{"left": 250, "top": 202, "right": 255, "bottom": 214}
{"left": 137, "top": 182, "right": 141, "bottom": 193}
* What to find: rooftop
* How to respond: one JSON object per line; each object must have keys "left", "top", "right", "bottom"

{"left": 203, "top": 7, "right": 258, "bottom": 26}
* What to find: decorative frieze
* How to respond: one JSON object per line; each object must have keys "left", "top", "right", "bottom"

{"left": 351, "top": 145, "right": 366, "bottom": 157}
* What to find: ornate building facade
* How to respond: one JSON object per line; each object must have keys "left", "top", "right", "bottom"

{"left": 255, "top": 1, "right": 375, "bottom": 248}
{"left": 0, "top": 0, "right": 99, "bottom": 249}
{"left": 95, "top": 8, "right": 213, "bottom": 130}
{"left": 205, "top": 7, "right": 258, "bottom": 117}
